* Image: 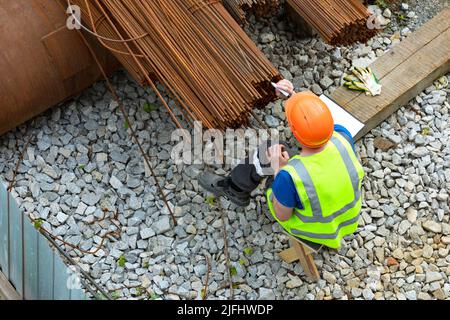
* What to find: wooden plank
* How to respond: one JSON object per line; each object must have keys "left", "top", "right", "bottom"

{"left": 291, "top": 240, "right": 320, "bottom": 281}
{"left": 279, "top": 247, "right": 300, "bottom": 263}
{"left": 8, "top": 192, "right": 23, "bottom": 296}
{"left": 291, "top": 239, "right": 320, "bottom": 282}
{"left": 354, "top": 28, "right": 450, "bottom": 138}
{"left": 330, "top": 8, "right": 450, "bottom": 139}
{"left": 333, "top": 8, "right": 450, "bottom": 108}
{"left": 351, "top": 28, "right": 450, "bottom": 123}
{"left": 0, "top": 182, "right": 9, "bottom": 276}
{"left": 38, "top": 236, "right": 54, "bottom": 300}
{"left": 0, "top": 269, "right": 21, "bottom": 300}
{"left": 53, "top": 256, "right": 71, "bottom": 300}
{"left": 23, "top": 219, "right": 39, "bottom": 300}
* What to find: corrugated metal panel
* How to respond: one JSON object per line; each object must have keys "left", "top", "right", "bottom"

{"left": 23, "top": 219, "right": 39, "bottom": 300}
{"left": 37, "top": 235, "right": 55, "bottom": 300}
{"left": 0, "top": 182, "right": 9, "bottom": 276}
{"left": 53, "top": 256, "right": 71, "bottom": 300}
{"left": 0, "top": 181, "right": 92, "bottom": 300}
{"left": 8, "top": 192, "right": 23, "bottom": 295}
{"left": 71, "top": 287, "right": 89, "bottom": 300}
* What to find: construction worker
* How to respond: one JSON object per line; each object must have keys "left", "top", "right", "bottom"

{"left": 199, "top": 80, "right": 365, "bottom": 249}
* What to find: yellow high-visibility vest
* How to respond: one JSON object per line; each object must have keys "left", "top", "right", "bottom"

{"left": 267, "top": 132, "right": 365, "bottom": 249}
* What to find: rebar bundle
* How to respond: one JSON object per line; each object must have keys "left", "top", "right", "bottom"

{"left": 68, "top": 0, "right": 281, "bottom": 130}
{"left": 222, "top": 0, "right": 280, "bottom": 24}
{"left": 287, "top": 0, "right": 379, "bottom": 46}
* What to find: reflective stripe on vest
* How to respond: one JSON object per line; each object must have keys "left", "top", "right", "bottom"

{"left": 290, "top": 136, "right": 361, "bottom": 224}
{"left": 291, "top": 215, "right": 360, "bottom": 239}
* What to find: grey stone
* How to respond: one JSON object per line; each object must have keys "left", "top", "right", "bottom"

{"left": 129, "top": 196, "right": 142, "bottom": 210}
{"left": 110, "top": 151, "right": 129, "bottom": 164}
{"left": 319, "top": 76, "right": 334, "bottom": 89}
{"left": 398, "top": 220, "right": 411, "bottom": 235}
{"left": 401, "top": 27, "right": 411, "bottom": 36}
{"left": 81, "top": 192, "right": 100, "bottom": 206}
{"left": 331, "top": 49, "right": 342, "bottom": 62}
{"left": 411, "top": 147, "right": 429, "bottom": 158}
{"left": 351, "top": 288, "right": 362, "bottom": 298}
{"left": 194, "top": 264, "right": 207, "bottom": 277}
{"left": 332, "top": 287, "right": 345, "bottom": 299}
{"left": 426, "top": 272, "right": 443, "bottom": 283}
{"left": 286, "top": 276, "right": 302, "bottom": 289}
{"left": 152, "top": 216, "right": 171, "bottom": 234}
{"left": 140, "top": 228, "right": 155, "bottom": 240}
{"left": 323, "top": 271, "right": 337, "bottom": 284}
{"left": 37, "top": 138, "right": 51, "bottom": 151}
{"left": 260, "top": 33, "right": 275, "bottom": 44}
{"left": 56, "top": 212, "right": 69, "bottom": 224}
{"left": 265, "top": 115, "right": 280, "bottom": 128}
{"left": 424, "top": 105, "right": 434, "bottom": 115}
{"left": 61, "top": 172, "right": 75, "bottom": 185}
{"left": 85, "top": 120, "right": 99, "bottom": 131}
{"left": 405, "top": 290, "right": 417, "bottom": 300}
{"left": 366, "top": 200, "right": 379, "bottom": 209}
{"left": 311, "top": 84, "right": 323, "bottom": 95}
{"left": 423, "top": 221, "right": 442, "bottom": 233}
{"left": 362, "top": 288, "right": 374, "bottom": 300}
{"left": 297, "top": 55, "right": 309, "bottom": 66}
{"left": 259, "top": 288, "right": 276, "bottom": 300}
{"left": 110, "top": 176, "right": 123, "bottom": 189}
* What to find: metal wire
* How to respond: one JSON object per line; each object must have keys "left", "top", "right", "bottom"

{"left": 68, "top": 0, "right": 281, "bottom": 130}
{"left": 222, "top": 0, "right": 280, "bottom": 24}
{"left": 287, "top": 0, "right": 380, "bottom": 46}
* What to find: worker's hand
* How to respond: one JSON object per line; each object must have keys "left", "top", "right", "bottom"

{"left": 275, "top": 80, "right": 295, "bottom": 98}
{"left": 267, "top": 144, "right": 290, "bottom": 175}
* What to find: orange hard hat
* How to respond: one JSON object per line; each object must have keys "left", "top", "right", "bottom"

{"left": 285, "top": 91, "right": 334, "bottom": 148}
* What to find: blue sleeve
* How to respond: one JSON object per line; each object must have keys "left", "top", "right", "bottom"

{"left": 334, "top": 124, "right": 356, "bottom": 153}
{"left": 272, "top": 171, "right": 303, "bottom": 209}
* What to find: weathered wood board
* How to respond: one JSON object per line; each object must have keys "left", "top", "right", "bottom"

{"left": 331, "top": 8, "right": 450, "bottom": 140}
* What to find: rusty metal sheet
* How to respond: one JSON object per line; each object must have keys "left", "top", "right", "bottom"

{"left": 0, "top": 0, "right": 118, "bottom": 136}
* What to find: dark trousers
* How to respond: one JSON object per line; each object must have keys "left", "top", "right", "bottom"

{"left": 229, "top": 140, "right": 299, "bottom": 194}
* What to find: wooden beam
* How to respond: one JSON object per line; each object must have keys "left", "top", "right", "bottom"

{"left": 291, "top": 239, "right": 320, "bottom": 281}
{"left": 279, "top": 245, "right": 316, "bottom": 263}
{"left": 279, "top": 247, "right": 299, "bottom": 263}
{"left": 333, "top": 8, "right": 450, "bottom": 108}
{"left": 331, "top": 8, "right": 450, "bottom": 140}
{"left": 0, "top": 270, "right": 22, "bottom": 300}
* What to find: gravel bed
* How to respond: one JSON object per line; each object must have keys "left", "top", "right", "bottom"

{"left": 0, "top": 2, "right": 448, "bottom": 300}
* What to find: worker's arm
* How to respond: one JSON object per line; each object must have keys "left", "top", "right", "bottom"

{"left": 267, "top": 145, "right": 294, "bottom": 221}
{"left": 271, "top": 196, "right": 294, "bottom": 221}
{"left": 274, "top": 79, "right": 295, "bottom": 98}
